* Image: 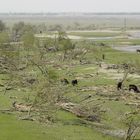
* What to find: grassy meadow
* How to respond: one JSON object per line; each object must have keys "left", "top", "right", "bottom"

{"left": 0, "top": 14, "right": 140, "bottom": 140}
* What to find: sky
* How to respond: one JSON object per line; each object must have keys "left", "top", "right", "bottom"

{"left": 0, "top": 0, "right": 140, "bottom": 13}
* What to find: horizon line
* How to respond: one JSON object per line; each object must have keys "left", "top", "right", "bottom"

{"left": 0, "top": 12, "right": 140, "bottom": 14}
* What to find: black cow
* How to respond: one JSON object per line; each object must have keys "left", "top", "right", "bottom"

{"left": 71, "top": 79, "right": 78, "bottom": 86}
{"left": 117, "top": 81, "right": 123, "bottom": 90}
{"left": 129, "top": 84, "right": 140, "bottom": 93}
{"left": 136, "top": 49, "right": 140, "bottom": 53}
{"left": 122, "top": 63, "right": 129, "bottom": 69}
{"left": 61, "top": 78, "right": 69, "bottom": 85}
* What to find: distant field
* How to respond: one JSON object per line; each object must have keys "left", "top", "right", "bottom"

{"left": 1, "top": 14, "right": 140, "bottom": 30}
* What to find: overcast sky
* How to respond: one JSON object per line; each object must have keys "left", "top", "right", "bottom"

{"left": 0, "top": 0, "right": 140, "bottom": 13}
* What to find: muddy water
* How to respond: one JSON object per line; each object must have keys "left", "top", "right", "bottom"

{"left": 35, "top": 34, "right": 121, "bottom": 40}
{"left": 113, "top": 45, "right": 140, "bottom": 52}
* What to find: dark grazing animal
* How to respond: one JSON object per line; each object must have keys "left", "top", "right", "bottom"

{"left": 122, "top": 63, "right": 129, "bottom": 69}
{"left": 136, "top": 49, "right": 140, "bottom": 53}
{"left": 61, "top": 78, "right": 69, "bottom": 85}
{"left": 129, "top": 84, "right": 140, "bottom": 93}
{"left": 117, "top": 81, "right": 123, "bottom": 90}
{"left": 71, "top": 79, "right": 78, "bottom": 86}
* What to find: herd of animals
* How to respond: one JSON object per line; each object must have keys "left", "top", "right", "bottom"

{"left": 60, "top": 49, "right": 140, "bottom": 93}
{"left": 61, "top": 78, "right": 140, "bottom": 93}
{"left": 117, "top": 81, "right": 140, "bottom": 93}
{"left": 61, "top": 78, "right": 78, "bottom": 86}
{"left": 116, "top": 49, "right": 140, "bottom": 93}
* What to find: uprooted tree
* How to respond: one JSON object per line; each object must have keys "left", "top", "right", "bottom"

{"left": 124, "top": 109, "right": 140, "bottom": 140}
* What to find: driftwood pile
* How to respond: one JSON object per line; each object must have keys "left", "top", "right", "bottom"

{"left": 11, "top": 101, "right": 101, "bottom": 122}
{"left": 12, "top": 101, "right": 32, "bottom": 112}
{"left": 0, "top": 57, "right": 9, "bottom": 74}
{"left": 57, "top": 102, "right": 101, "bottom": 122}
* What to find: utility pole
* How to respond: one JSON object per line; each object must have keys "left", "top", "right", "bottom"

{"left": 124, "top": 18, "right": 127, "bottom": 33}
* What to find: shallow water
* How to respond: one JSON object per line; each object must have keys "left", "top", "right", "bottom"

{"left": 113, "top": 45, "right": 140, "bottom": 52}
{"left": 35, "top": 34, "right": 120, "bottom": 40}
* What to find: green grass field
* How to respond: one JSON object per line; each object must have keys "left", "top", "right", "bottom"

{"left": 1, "top": 29, "right": 140, "bottom": 140}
